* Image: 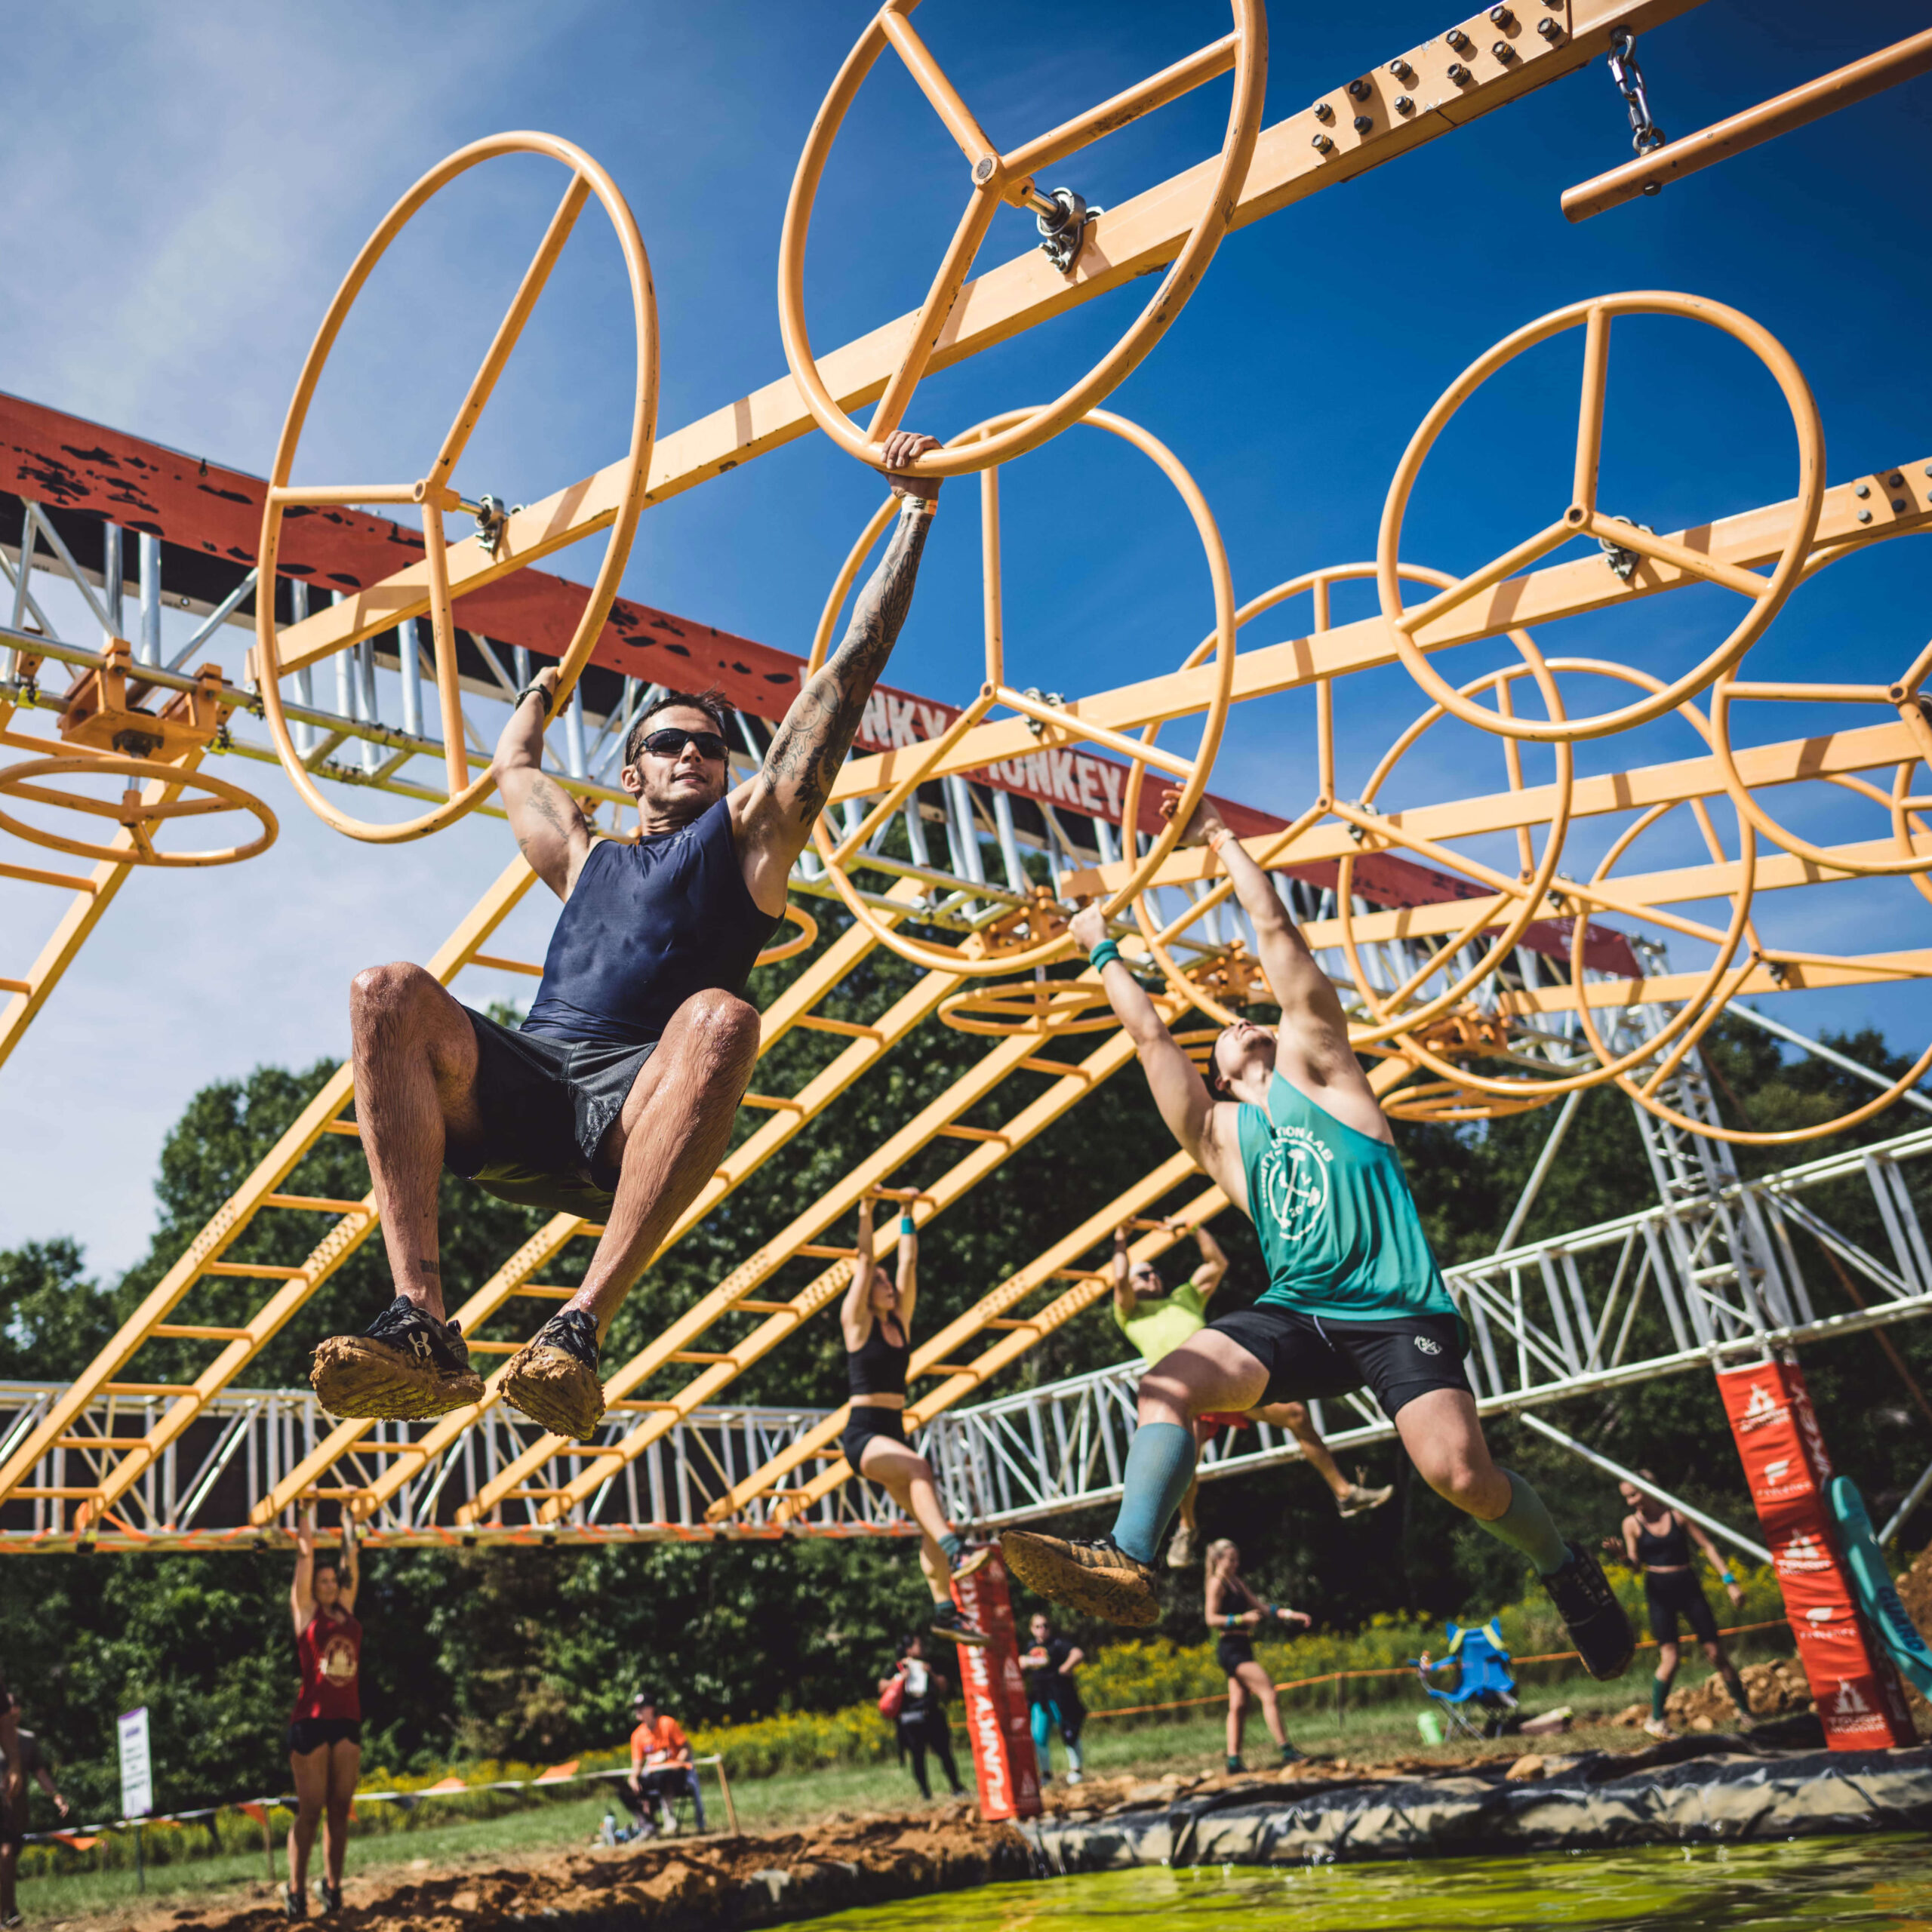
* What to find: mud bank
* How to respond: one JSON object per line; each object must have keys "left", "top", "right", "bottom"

{"left": 1028, "top": 1738, "right": 1932, "bottom": 1870}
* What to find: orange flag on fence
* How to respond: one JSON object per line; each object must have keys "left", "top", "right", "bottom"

{"left": 417, "top": 1777, "right": 469, "bottom": 1796}
{"left": 238, "top": 1803, "right": 269, "bottom": 1826}
{"left": 51, "top": 1832, "right": 100, "bottom": 1852}
{"left": 533, "top": 1761, "right": 579, "bottom": 1784}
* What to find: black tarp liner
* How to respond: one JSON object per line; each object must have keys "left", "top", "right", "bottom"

{"left": 1026, "top": 1740, "right": 1932, "bottom": 1869}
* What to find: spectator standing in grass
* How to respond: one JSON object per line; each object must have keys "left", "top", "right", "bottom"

{"left": 0, "top": 1675, "right": 70, "bottom": 1930}
{"left": 1018, "top": 1612, "right": 1086, "bottom": 1786}
{"left": 286, "top": 1520, "right": 361, "bottom": 1920}
{"left": 622, "top": 1693, "right": 706, "bottom": 1836}
{"left": 880, "top": 1635, "right": 964, "bottom": 1802}
{"left": 1205, "top": 1537, "right": 1311, "bottom": 1773}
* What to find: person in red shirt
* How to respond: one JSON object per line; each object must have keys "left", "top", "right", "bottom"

{"left": 285, "top": 1521, "right": 361, "bottom": 1918}
{"left": 618, "top": 1693, "right": 704, "bottom": 1837}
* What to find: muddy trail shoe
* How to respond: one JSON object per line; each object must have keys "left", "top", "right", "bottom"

{"left": 281, "top": 1884, "right": 305, "bottom": 1922}
{"left": 1279, "top": 1741, "right": 1305, "bottom": 1765}
{"left": 1540, "top": 1540, "right": 1635, "bottom": 1681}
{"left": 315, "top": 1880, "right": 343, "bottom": 1916}
{"left": 931, "top": 1598, "right": 990, "bottom": 1647}
{"left": 1166, "top": 1523, "right": 1197, "bottom": 1569}
{"left": 311, "top": 1297, "right": 485, "bottom": 1421}
{"left": 1001, "top": 1530, "right": 1160, "bottom": 1627}
{"left": 951, "top": 1544, "right": 993, "bottom": 1585}
{"left": 502, "top": 1307, "right": 605, "bottom": 1440}
{"left": 1337, "top": 1475, "right": 1394, "bottom": 1518}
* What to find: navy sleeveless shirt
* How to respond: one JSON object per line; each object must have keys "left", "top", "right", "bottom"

{"left": 521, "top": 798, "right": 780, "bottom": 1049}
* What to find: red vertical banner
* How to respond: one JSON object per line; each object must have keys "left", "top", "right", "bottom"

{"left": 1716, "top": 1357, "right": 1915, "bottom": 1749}
{"left": 952, "top": 1546, "right": 1042, "bottom": 1821}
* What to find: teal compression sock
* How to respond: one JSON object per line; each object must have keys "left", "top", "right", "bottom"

{"left": 1651, "top": 1673, "right": 1670, "bottom": 1721}
{"left": 1473, "top": 1468, "right": 1571, "bottom": 1576}
{"left": 937, "top": 1531, "right": 964, "bottom": 1564}
{"left": 1111, "top": 1422, "right": 1198, "bottom": 1567}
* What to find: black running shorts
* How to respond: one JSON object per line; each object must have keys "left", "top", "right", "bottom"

{"left": 1644, "top": 1568, "right": 1719, "bottom": 1645}
{"left": 287, "top": 1717, "right": 362, "bottom": 1756}
{"left": 445, "top": 1008, "right": 657, "bottom": 1216}
{"left": 1217, "top": 1632, "right": 1257, "bottom": 1677}
{"left": 842, "top": 1405, "right": 910, "bottom": 1473}
{"left": 1204, "top": 1304, "right": 1471, "bottom": 1420}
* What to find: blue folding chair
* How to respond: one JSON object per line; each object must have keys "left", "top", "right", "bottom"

{"left": 1414, "top": 1618, "right": 1520, "bottom": 1740}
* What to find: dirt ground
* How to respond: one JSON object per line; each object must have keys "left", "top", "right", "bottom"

{"left": 82, "top": 1743, "right": 1709, "bottom": 1932}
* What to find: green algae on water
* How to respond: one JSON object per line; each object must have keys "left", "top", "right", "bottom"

{"left": 796, "top": 1833, "right": 1932, "bottom": 1931}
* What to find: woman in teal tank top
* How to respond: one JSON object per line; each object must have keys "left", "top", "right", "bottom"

{"left": 1003, "top": 792, "right": 1632, "bottom": 1687}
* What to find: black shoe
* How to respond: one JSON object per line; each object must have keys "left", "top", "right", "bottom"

{"left": 1539, "top": 1540, "right": 1635, "bottom": 1681}
{"left": 312, "top": 1296, "right": 485, "bottom": 1421}
{"left": 502, "top": 1307, "right": 605, "bottom": 1441}
{"left": 1279, "top": 1742, "right": 1304, "bottom": 1764}
{"left": 315, "top": 1879, "right": 343, "bottom": 1915}
{"left": 281, "top": 1884, "right": 306, "bottom": 1921}
{"left": 1000, "top": 1530, "right": 1160, "bottom": 1627}
{"left": 1225, "top": 1755, "right": 1244, "bottom": 1774}
{"left": 930, "top": 1598, "right": 990, "bottom": 1647}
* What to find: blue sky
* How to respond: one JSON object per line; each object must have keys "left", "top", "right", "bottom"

{"left": 2, "top": 1, "right": 1928, "bottom": 1267}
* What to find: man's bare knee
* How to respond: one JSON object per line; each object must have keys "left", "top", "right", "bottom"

{"left": 673, "top": 989, "right": 760, "bottom": 1070}
{"left": 351, "top": 960, "right": 436, "bottom": 1034}
{"left": 1137, "top": 1366, "right": 1194, "bottom": 1425}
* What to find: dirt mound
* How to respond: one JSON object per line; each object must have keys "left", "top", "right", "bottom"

{"left": 1607, "top": 1658, "right": 1814, "bottom": 1730}
{"left": 140, "top": 1813, "right": 1032, "bottom": 1932}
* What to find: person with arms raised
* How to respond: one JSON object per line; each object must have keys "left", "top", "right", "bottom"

{"left": 1002, "top": 789, "right": 1632, "bottom": 1685}
{"left": 312, "top": 432, "right": 945, "bottom": 1440}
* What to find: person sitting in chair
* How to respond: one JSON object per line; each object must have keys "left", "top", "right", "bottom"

{"left": 619, "top": 1691, "right": 705, "bottom": 1838}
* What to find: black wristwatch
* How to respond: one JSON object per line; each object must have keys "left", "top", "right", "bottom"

{"left": 517, "top": 681, "right": 553, "bottom": 715}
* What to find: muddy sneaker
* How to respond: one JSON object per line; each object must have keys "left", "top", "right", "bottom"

{"left": 1166, "top": 1523, "right": 1197, "bottom": 1569}
{"left": 1336, "top": 1478, "right": 1394, "bottom": 1518}
{"left": 930, "top": 1598, "right": 990, "bottom": 1647}
{"left": 281, "top": 1884, "right": 306, "bottom": 1921}
{"left": 1225, "top": 1755, "right": 1244, "bottom": 1774}
{"left": 502, "top": 1307, "right": 605, "bottom": 1440}
{"left": 315, "top": 1880, "right": 343, "bottom": 1916}
{"left": 1001, "top": 1530, "right": 1160, "bottom": 1627}
{"left": 311, "top": 1297, "right": 485, "bottom": 1421}
{"left": 1539, "top": 1540, "right": 1635, "bottom": 1681}
{"left": 1641, "top": 1716, "right": 1672, "bottom": 1740}
{"left": 1279, "top": 1742, "right": 1304, "bottom": 1765}
{"left": 951, "top": 1544, "right": 993, "bottom": 1584}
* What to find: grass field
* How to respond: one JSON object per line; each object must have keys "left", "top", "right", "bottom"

{"left": 16, "top": 1664, "right": 1681, "bottom": 1927}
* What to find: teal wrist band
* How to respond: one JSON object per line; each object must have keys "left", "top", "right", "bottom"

{"left": 900, "top": 1215, "right": 915, "bottom": 1234}
{"left": 1089, "top": 938, "right": 1122, "bottom": 973}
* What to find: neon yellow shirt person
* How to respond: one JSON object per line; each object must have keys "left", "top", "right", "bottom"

{"left": 1111, "top": 1225, "right": 1227, "bottom": 1366}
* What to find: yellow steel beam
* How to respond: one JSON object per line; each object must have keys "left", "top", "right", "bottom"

{"left": 267, "top": 0, "right": 1706, "bottom": 682}
{"left": 1497, "top": 948, "right": 1932, "bottom": 1017}
{"left": 841, "top": 466, "right": 1932, "bottom": 814}
{"left": 0, "top": 853, "right": 540, "bottom": 1518}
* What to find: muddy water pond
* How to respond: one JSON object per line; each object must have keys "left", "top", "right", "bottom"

{"left": 799, "top": 1833, "right": 1932, "bottom": 1931}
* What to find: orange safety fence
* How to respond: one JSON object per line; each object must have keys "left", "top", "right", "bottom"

{"left": 1079, "top": 1620, "right": 1792, "bottom": 1723}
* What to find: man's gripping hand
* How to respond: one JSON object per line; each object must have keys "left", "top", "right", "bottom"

{"left": 1069, "top": 902, "right": 1109, "bottom": 954}
{"left": 878, "top": 429, "right": 943, "bottom": 505}
{"left": 1158, "top": 784, "right": 1228, "bottom": 849}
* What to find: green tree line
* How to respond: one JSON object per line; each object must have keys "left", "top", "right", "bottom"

{"left": 2, "top": 934, "right": 1927, "bottom": 1826}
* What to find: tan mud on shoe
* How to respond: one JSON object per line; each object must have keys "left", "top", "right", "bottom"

{"left": 502, "top": 1307, "right": 606, "bottom": 1441}
{"left": 311, "top": 1296, "right": 485, "bottom": 1421}
{"left": 1001, "top": 1530, "right": 1161, "bottom": 1627}
{"left": 1337, "top": 1475, "right": 1395, "bottom": 1518}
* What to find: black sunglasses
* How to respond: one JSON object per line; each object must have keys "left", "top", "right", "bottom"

{"left": 636, "top": 726, "right": 731, "bottom": 763}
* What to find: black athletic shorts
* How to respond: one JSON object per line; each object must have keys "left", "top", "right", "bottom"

{"left": 1217, "top": 1632, "right": 1257, "bottom": 1677}
{"left": 287, "top": 1717, "right": 362, "bottom": 1757}
{"left": 1645, "top": 1568, "right": 1719, "bottom": 1646}
{"left": 444, "top": 1007, "right": 657, "bottom": 1216}
{"left": 843, "top": 1405, "right": 909, "bottom": 1473}
{"left": 1204, "top": 1303, "right": 1471, "bottom": 1420}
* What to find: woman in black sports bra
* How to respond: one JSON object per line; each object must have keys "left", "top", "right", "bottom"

{"left": 841, "top": 1194, "right": 990, "bottom": 1647}
{"left": 1617, "top": 1472, "right": 1751, "bottom": 1737}
{"left": 1204, "top": 1537, "right": 1310, "bottom": 1773}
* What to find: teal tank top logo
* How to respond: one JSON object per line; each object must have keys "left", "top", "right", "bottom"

{"left": 1238, "top": 1074, "right": 1458, "bottom": 1327}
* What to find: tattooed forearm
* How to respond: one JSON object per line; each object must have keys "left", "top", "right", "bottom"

{"left": 766, "top": 505, "right": 931, "bottom": 825}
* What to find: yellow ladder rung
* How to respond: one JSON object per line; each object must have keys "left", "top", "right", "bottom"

{"left": 920, "top": 1364, "right": 974, "bottom": 1377}
{"left": 514, "top": 1285, "right": 577, "bottom": 1299}
{"left": 469, "top": 952, "right": 543, "bottom": 977}
{"left": 262, "top": 1193, "right": 370, "bottom": 1214}
{"left": 1019, "top": 1058, "right": 1084, "bottom": 1078}
{"left": 463, "top": 1341, "right": 523, "bottom": 1355}
{"left": 797, "top": 1244, "right": 857, "bottom": 1261}
{"left": 54, "top": 1437, "right": 137, "bottom": 1451}
{"left": 985, "top": 1318, "right": 1037, "bottom": 1331}
{"left": 733, "top": 1300, "right": 793, "bottom": 1315}
{"left": 102, "top": 1383, "right": 193, "bottom": 1397}
{"left": 792, "top": 1014, "right": 882, "bottom": 1039}
{"left": 740, "top": 1093, "right": 804, "bottom": 1112}
{"left": 11, "top": 1487, "right": 101, "bottom": 1499}
{"left": 934, "top": 1124, "right": 1005, "bottom": 1143}
{"left": 608, "top": 1400, "right": 681, "bottom": 1412}
{"left": 0, "top": 976, "right": 31, "bottom": 995}
{"left": 205, "top": 1261, "right": 306, "bottom": 1279}
{"left": 153, "top": 1324, "right": 251, "bottom": 1340}
{"left": 319, "top": 1118, "right": 363, "bottom": 1137}
{"left": 669, "top": 1350, "right": 734, "bottom": 1364}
